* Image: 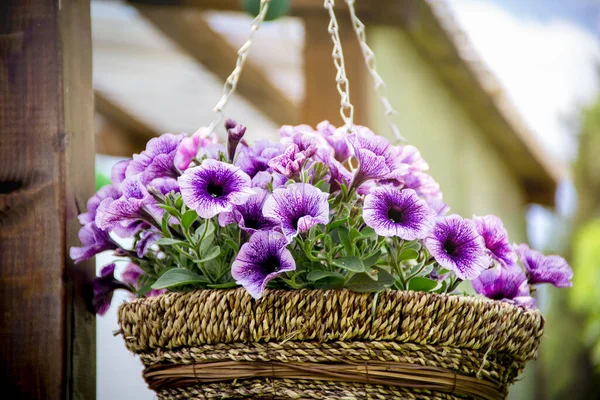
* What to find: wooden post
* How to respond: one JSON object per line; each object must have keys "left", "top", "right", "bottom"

{"left": 302, "top": 12, "right": 369, "bottom": 127}
{"left": 0, "top": 1, "right": 96, "bottom": 399}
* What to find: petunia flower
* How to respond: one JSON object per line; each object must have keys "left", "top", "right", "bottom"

{"left": 472, "top": 264, "right": 536, "bottom": 308}
{"left": 515, "top": 243, "right": 573, "bottom": 288}
{"left": 402, "top": 171, "right": 442, "bottom": 200}
{"left": 92, "top": 264, "right": 131, "bottom": 315}
{"left": 426, "top": 197, "right": 450, "bottom": 217}
{"left": 263, "top": 182, "right": 330, "bottom": 241}
{"left": 268, "top": 144, "right": 309, "bottom": 178}
{"left": 78, "top": 184, "right": 121, "bottom": 225}
{"left": 135, "top": 229, "right": 162, "bottom": 258}
{"left": 70, "top": 223, "right": 119, "bottom": 263}
{"left": 424, "top": 215, "right": 490, "bottom": 280}
{"left": 473, "top": 215, "right": 516, "bottom": 267}
{"left": 121, "top": 263, "right": 166, "bottom": 298}
{"left": 316, "top": 120, "right": 351, "bottom": 162}
{"left": 231, "top": 230, "right": 296, "bottom": 299}
{"left": 178, "top": 159, "right": 253, "bottom": 218}
{"left": 218, "top": 188, "right": 277, "bottom": 233}
{"left": 363, "top": 187, "right": 433, "bottom": 239}
{"left": 173, "top": 128, "right": 218, "bottom": 171}
{"left": 395, "top": 144, "right": 429, "bottom": 172}
{"left": 226, "top": 119, "right": 247, "bottom": 162}
{"left": 95, "top": 178, "right": 156, "bottom": 232}
{"left": 348, "top": 127, "right": 408, "bottom": 187}
{"left": 236, "top": 139, "right": 286, "bottom": 178}
{"left": 111, "top": 160, "right": 130, "bottom": 185}
{"left": 250, "top": 171, "right": 287, "bottom": 190}
{"left": 126, "top": 133, "right": 184, "bottom": 183}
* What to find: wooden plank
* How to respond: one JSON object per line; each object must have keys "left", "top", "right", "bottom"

{"left": 302, "top": 12, "right": 369, "bottom": 128}
{"left": 0, "top": 0, "right": 96, "bottom": 398}
{"left": 134, "top": 5, "right": 299, "bottom": 126}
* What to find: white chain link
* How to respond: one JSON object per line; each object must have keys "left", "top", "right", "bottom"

{"left": 324, "top": 0, "right": 354, "bottom": 132}
{"left": 204, "top": 0, "right": 271, "bottom": 140}
{"left": 345, "top": 0, "right": 406, "bottom": 143}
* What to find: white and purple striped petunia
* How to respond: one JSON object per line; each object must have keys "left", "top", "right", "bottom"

{"left": 263, "top": 183, "right": 329, "bottom": 241}
{"left": 231, "top": 230, "right": 296, "bottom": 299}
{"left": 173, "top": 128, "right": 218, "bottom": 171}
{"left": 515, "top": 243, "right": 573, "bottom": 288}
{"left": 178, "top": 159, "right": 253, "bottom": 219}
{"left": 363, "top": 187, "right": 433, "bottom": 240}
{"left": 472, "top": 264, "right": 536, "bottom": 308}
{"left": 424, "top": 215, "right": 490, "bottom": 280}
{"left": 126, "top": 133, "right": 184, "bottom": 183}
{"left": 473, "top": 215, "right": 517, "bottom": 267}
{"left": 218, "top": 188, "right": 278, "bottom": 233}
{"left": 70, "top": 223, "right": 118, "bottom": 263}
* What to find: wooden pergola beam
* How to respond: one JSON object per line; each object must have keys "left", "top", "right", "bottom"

{"left": 0, "top": 0, "right": 95, "bottom": 398}
{"left": 95, "top": 90, "right": 159, "bottom": 155}
{"left": 133, "top": 4, "right": 299, "bottom": 126}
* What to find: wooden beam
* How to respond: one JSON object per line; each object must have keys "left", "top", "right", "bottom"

{"left": 302, "top": 12, "right": 369, "bottom": 127}
{"left": 134, "top": 4, "right": 299, "bottom": 126}
{"left": 94, "top": 90, "right": 159, "bottom": 155}
{"left": 0, "top": 0, "right": 95, "bottom": 398}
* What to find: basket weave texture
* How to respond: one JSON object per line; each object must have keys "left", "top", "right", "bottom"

{"left": 118, "top": 288, "right": 544, "bottom": 400}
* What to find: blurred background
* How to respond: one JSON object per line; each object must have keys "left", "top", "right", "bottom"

{"left": 92, "top": 0, "right": 600, "bottom": 399}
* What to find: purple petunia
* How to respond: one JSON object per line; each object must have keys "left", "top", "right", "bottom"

{"left": 348, "top": 127, "right": 408, "bottom": 187}
{"left": 218, "top": 188, "right": 277, "bottom": 233}
{"left": 263, "top": 183, "right": 329, "bottom": 241}
{"left": 473, "top": 215, "right": 516, "bottom": 267}
{"left": 231, "top": 230, "right": 296, "bottom": 299}
{"left": 95, "top": 178, "right": 155, "bottom": 232}
{"left": 78, "top": 184, "right": 122, "bottom": 226}
{"left": 174, "top": 128, "right": 218, "bottom": 171}
{"left": 226, "top": 119, "right": 247, "bottom": 162}
{"left": 136, "top": 229, "right": 162, "bottom": 258}
{"left": 126, "top": 133, "right": 184, "bottom": 183}
{"left": 316, "top": 121, "right": 351, "bottom": 162}
{"left": 92, "top": 264, "right": 131, "bottom": 315}
{"left": 363, "top": 187, "right": 433, "bottom": 239}
{"left": 472, "top": 264, "right": 536, "bottom": 308}
{"left": 424, "top": 215, "right": 490, "bottom": 280}
{"left": 178, "top": 159, "right": 253, "bottom": 219}
{"left": 70, "top": 223, "right": 119, "bottom": 263}
{"left": 515, "top": 243, "right": 573, "bottom": 288}
{"left": 395, "top": 145, "right": 429, "bottom": 172}
{"left": 111, "top": 160, "right": 130, "bottom": 185}
{"left": 236, "top": 140, "right": 286, "bottom": 177}
{"left": 121, "top": 263, "right": 166, "bottom": 298}
{"left": 268, "top": 144, "right": 312, "bottom": 178}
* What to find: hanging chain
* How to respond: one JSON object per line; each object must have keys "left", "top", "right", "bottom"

{"left": 205, "top": 0, "right": 271, "bottom": 138}
{"left": 324, "top": 0, "right": 354, "bottom": 132}
{"left": 345, "top": 0, "right": 406, "bottom": 143}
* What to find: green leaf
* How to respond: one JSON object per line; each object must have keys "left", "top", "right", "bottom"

{"left": 338, "top": 227, "right": 353, "bottom": 254}
{"left": 151, "top": 268, "right": 207, "bottom": 289}
{"left": 161, "top": 212, "right": 171, "bottom": 235}
{"left": 349, "top": 228, "right": 361, "bottom": 242}
{"left": 307, "top": 270, "right": 345, "bottom": 282}
{"left": 403, "top": 240, "right": 421, "bottom": 252}
{"left": 312, "top": 275, "right": 345, "bottom": 290}
{"left": 155, "top": 237, "right": 188, "bottom": 246}
{"left": 407, "top": 277, "right": 442, "bottom": 292}
{"left": 207, "top": 282, "right": 239, "bottom": 289}
{"left": 315, "top": 180, "right": 331, "bottom": 193}
{"left": 195, "top": 221, "right": 215, "bottom": 240}
{"left": 362, "top": 251, "right": 381, "bottom": 268}
{"left": 360, "top": 227, "right": 377, "bottom": 239}
{"left": 333, "top": 256, "right": 365, "bottom": 272}
{"left": 198, "top": 233, "right": 215, "bottom": 255}
{"left": 344, "top": 267, "right": 395, "bottom": 293}
{"left": 181, "top": 209, "right": 198, "bottom": 230}
{"left": 398, "top": 248, "right": 419, "bottom": 261}
{"left": 174, "top": 194, "right": 184, "bottom": 209}
{"left": 196, "top": 246, "right": 220, "bottom": 263}
{"left": 327, "top": 218, "right": 348, "bottom": 231}
{"left": 158, "top": 204, "right": 180, "bottom": 217}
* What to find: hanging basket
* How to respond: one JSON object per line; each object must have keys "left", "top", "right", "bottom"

{"left": 118, "top": 288, "right": 544, "bottom": 399}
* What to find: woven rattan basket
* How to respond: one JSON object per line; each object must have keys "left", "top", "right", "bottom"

{"left": 117, "top": 288, "right": 544, "bottom": 399}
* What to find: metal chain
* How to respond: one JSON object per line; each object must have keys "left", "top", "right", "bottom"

{"left": 324, "top": 0, "right": 354, "bottom": 132}
{"left": 204, "top": 0, "right": 272, "bottom": 140}
{"left": 345, "top": 0, "right": 406, "bottom": 143}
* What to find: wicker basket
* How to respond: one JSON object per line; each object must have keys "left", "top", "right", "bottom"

{"left": 117, "top": 288, "right": 544, "bottom": 399}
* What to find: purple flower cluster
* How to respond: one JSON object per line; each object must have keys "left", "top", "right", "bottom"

{"left": 71, "top": 119, "right": 573, "bottom": 312}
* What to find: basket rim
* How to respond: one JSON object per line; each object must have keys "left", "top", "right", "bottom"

{"left": 118, "top": 288, "right": 544, "bottom": 360}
